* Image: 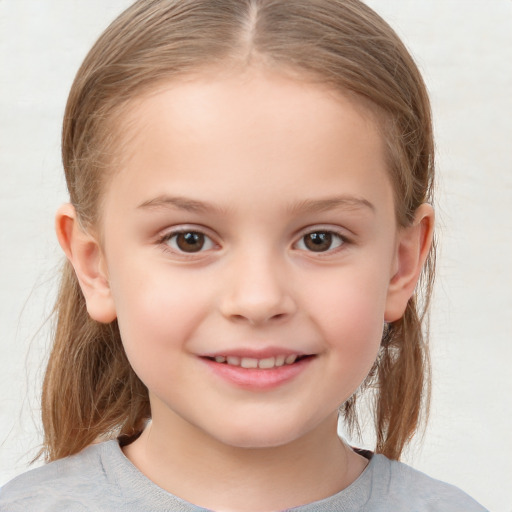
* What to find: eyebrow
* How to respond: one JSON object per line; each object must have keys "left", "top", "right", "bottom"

{"left": 138, "top": 195, "right": 226, "bottom": 214}
{"left": 287, "top": 196, "right": 375, "bottom": 215}
{"left": 137, "top": 194, "right": 375, "bottom": 215}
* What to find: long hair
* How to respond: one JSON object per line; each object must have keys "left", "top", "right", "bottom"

{"left": 42, "top": 0, "right": 435, "bottom": 462}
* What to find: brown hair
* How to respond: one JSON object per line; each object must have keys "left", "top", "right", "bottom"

{"left": 42, "top": 0, "right": 435, "bottom": 462}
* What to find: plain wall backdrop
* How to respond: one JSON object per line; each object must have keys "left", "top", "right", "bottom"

{"left": 0, "top": 1, "right": 511, "bottom": 510}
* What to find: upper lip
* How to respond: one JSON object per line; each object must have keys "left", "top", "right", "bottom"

{"left": 200, "top": 347, "right": 312, "bottom": 359}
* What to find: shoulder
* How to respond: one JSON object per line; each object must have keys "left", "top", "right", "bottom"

{"left": 0, "top": 441, "right": 120, "bottom": 512}
{"left": 298, "top": 453, "right": 488, "bottom": 512}
{"left": 364, "top": 454, "right": 488, "bottom": 511}
{"left": 0, "top": 440, "right": 205, "bottom": 512}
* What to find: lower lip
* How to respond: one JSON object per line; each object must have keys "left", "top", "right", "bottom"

{"left": 201, "top": 357, "right": 314, "bottom": 391}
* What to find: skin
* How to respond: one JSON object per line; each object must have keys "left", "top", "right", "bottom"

{"left": 57, "top": 66, "right": 433, "bottom": 512}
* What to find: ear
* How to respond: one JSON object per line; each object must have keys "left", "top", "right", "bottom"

{"left": 55, "top": 203, "right": 117, "bottom": 324}
{"left": 384, "top": 203, "right": 434, "bottom": 322}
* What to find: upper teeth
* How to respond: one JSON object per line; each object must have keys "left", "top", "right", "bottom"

{"left": 214, "top": 354, "right": 298, "bottom": 369}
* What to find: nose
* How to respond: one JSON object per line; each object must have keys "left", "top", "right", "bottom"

{"left": 218, "top": 251, "right": 297, "bottom": 326}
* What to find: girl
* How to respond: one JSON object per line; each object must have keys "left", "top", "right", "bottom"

{"left": 0, "top": 0, "right": 488, "bottom": 510}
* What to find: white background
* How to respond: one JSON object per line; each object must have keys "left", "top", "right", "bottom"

{"left": 0, "top": 1, "right": 511, "bottom": 510}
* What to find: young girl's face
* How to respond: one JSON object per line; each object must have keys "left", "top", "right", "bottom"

{"left": 90, "top": 67, "right": 415, "bottom": 448}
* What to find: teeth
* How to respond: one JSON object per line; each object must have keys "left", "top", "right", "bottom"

{"left": 285, "top": 354, "right": 297, "bottom": 365}
{"left": 240, "top": 357, "right": 258, "bottom": 369}
{"left": 258, "top": 357, "right": 275, "bottom": 369}
{"left": 212, "top": 354, "right": 304, "bottom": 369}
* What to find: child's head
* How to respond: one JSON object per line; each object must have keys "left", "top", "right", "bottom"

{"left": 45, "top": 0, "right": 435, "bottom": 462}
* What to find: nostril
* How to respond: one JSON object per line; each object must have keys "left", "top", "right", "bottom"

{"left": 219, "top": 288, "right": 297, "bottom": 325}
{"left": 227, "top": 311, "right": 290, "bottom": 325}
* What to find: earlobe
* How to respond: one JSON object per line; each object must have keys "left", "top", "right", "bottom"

{"left": 384, "top": 203, "right": 434, "bottom": 322}
{"left": 55, "top": 204, "right": 117, "bottom": 324}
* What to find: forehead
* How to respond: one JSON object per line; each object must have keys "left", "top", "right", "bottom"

{"left": 120, "top": 68, "right": 382, "bottom": 160}
{"left": 103, "top": 67, "right": 393, "bottom": 217}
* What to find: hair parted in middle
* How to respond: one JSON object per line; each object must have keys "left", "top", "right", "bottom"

{"left": 42, "top": 0, "right": 435, "bottom": 462}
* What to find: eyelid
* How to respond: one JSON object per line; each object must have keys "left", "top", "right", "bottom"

{"left": 157, "top": 225, "right": 220, "bottom": 256}
{"left": 155, "top": 224, "right": 352, "bottom": 258}
{"left": 293, "top": 226, "right": 351, "bottom": 254}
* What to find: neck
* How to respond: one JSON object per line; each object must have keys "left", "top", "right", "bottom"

{"left": 123, "top": 411, "right": 368, "bottom": 512}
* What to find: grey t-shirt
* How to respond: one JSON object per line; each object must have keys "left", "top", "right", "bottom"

{"left": 0, "top": 440, "right": 487, "bottom": 511}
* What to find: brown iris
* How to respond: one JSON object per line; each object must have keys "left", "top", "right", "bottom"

{"left": 303, "top": 231, "right": 334, "bottom": 252}
{"left": 175, "top": 232, "right": 206, "bottom": 252}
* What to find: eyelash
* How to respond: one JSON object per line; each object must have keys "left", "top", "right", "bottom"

{"left": 158, "top": 229, "right": 216, "bottom": 256}
{"left": 157, "top": 227, "right": 349, "bottom": 257}
{"left": 294, "top": 230, "right": 346, "bottom": 254}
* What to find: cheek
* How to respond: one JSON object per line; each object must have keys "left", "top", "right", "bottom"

{"left": 109, "top": 265, "right": 211, "bottom": 374}
{"left": 305, "top": 264, "right": 389, "bottom": 329}
{"left": 302, "top": 267, "right": 388, "bottom": 374}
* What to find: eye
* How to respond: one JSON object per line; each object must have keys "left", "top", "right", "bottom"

{"left": 164, "top": 230, "right": 215, "bottom": 253}
{"left": 296, "top": 230, "right": 344, "bottom": 253}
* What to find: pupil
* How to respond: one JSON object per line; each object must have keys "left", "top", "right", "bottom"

{"left": 177, "top": 232, "right": 204, "bottom": 252}
{"left": 305, "top": 232, "right": 332, "bottom": 252}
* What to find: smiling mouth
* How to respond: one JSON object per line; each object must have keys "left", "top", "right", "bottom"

{"left": 204, "top": 354, "right": 314, "bottom": 369}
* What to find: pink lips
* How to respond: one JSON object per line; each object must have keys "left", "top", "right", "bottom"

{"left": 200, "top": 348, "right": 315, "bottom": 390}
{"left": 203, "top": 347, "right": 307, "bottom": 359}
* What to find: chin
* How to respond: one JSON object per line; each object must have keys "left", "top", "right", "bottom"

{"left": 221, "top": 434, "right": 297, "bottom": 450}
{"left": 208, "top": 418, "right": 314, "bottom": 450}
